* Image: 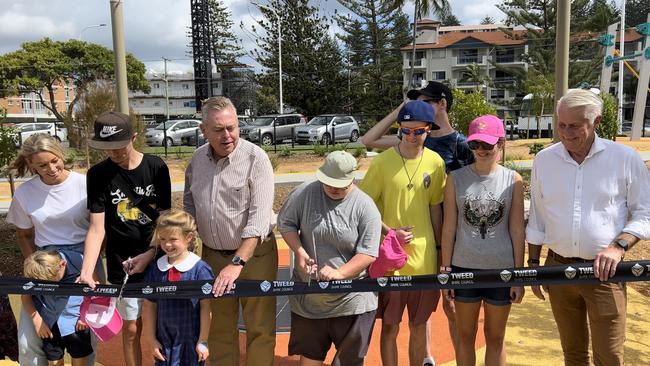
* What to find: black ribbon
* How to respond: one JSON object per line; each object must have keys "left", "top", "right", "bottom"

{"left": 2, "top": 261, "right": 649, "bottom": 299}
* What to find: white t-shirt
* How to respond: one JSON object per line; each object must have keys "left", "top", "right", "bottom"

{"left": 7, "top": 171, "right": 90, "bottom": 247}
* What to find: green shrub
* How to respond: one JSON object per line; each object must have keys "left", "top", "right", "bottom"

{"left": 279, "top": 146, "right": 292, "bottom": 157}
{"left": 269, "top": 155, "right": 280, "bottom": 171}
{"left": 596, "top": 92, "right": 618, "bottom": 140}
{"left": 313, "top": 142, "right": 328, "bottom": 157}
{"left": 528, "top": 142, "right": 545, "bottom": 156}
{"left": 352, "top": 147, "right": 366, "bottom": 158}
{"left": 329, "top": 143, "right": 347, "bottom": 152}
{"left": 174, "top": 147, "right": 184, "bottom": 160}
{"left": 448, "top": 88, "right": 497, "bottom": 135}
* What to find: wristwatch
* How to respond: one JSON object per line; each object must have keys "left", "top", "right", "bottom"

{"left": 613, "top": 238, "right": 630, "bottom": 252}
{"left": 231, "top": 255, "right": 246, "bottom": 267}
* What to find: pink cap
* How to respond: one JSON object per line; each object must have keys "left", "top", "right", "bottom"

{"left": 80, "top": 296, "right": 123, "bottom": 342}
{"left": 466, "top": 115, "right": 505, "bottom": 145}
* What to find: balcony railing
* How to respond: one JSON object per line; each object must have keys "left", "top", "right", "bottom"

{"left": 453, "top": 55, "right": 487, "bottom": 67}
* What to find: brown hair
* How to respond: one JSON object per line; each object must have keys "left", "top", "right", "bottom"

{"left": 11, "top": 133, "right": 66, "bottom": 177}
{"left": 153, "top": 210, "right": 199, "bottom": 252}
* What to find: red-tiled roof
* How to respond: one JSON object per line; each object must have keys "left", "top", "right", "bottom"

{"left": 402, "top": 30, "right": 528, "bottom": 50}
{"left": 403, "top": 27, "right": 643, "bottom": 51}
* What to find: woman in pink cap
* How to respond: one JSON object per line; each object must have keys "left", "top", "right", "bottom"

{"left": 439, "top": 115, "right": 525, "bottom": 366}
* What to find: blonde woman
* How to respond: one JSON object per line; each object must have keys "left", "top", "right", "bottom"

{"left": 7, "top": 133, "right": 101, "bottom": 366}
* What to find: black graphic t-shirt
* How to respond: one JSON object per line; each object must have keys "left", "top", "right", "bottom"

{"left": 87, "top": 154, "right": 171, "bottom": 283}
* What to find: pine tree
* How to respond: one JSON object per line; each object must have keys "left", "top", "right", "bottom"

{"left": 441, "top": 13, "right": 461, "bottom": 26}
{"left": 480, "top": 16, "right": 496, "bottom": 25}
{"left": 207, "top": 0, "right": 244, "bottom": 66}
{"left": 251, "top": 0, "right": 347, "bottom": 116}
{"left": 336, "top": 0, "right": 412, "bottom": 118}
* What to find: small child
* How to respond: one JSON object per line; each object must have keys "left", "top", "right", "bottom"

{"left": 143, "top": 210, "right": 213, "bottom": 365}
{"left": 22, "top": 250, "right": 93, "bottom": 366}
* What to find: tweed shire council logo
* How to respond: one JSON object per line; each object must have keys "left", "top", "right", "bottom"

{"left": 260, "top": 280, "right": 272, "bottom": 293}
{"left": 631, "top": 263, "right": 644, "bottom": 277}
{"left": 377, "top": 277, "right": 388, "bottom": 287}
{"left": 201, "top": 282, "right": 213, "bottom": 295}
{"left": 564, "top": 266, "right": 577, "bottom": 280}
{"left": 500, "top": 270, "right": 512, "bottom": 282}
{"left": 318, "top": 281, "right": 330, "bottom": 290}
{"left": 437, "top": 274, "right": 449, "bottom": 285}
{"left": 23, "top": 282, "right": 35, "bottom": 291}
{"left": 142, "top": 286, "right": 154, "bottom": 295}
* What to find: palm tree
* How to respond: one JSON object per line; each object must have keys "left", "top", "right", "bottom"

{"left": 388, "top": 0, "right": 450, "bottom": 88}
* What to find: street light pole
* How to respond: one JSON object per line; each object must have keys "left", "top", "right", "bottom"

{"left": 78, "top": 23, "right": 107, "bottom": 40}
{"left": 254, "top": 2, "right": 283, "bottom": 114}
{"left": 163, "top": 57, "right": 170, "bottom": 120}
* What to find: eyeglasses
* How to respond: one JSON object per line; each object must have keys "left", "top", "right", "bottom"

{"left": 399, "top": 127, "right": 429, "bottom": 136}
{"left": 468, "top": 140, "right": 496, "bottom": 150}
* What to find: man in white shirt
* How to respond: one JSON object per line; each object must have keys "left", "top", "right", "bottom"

{"left": 526, "top": 89, "right": 650, "bottom": 366}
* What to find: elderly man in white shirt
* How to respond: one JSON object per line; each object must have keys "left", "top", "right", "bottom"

{"left": 526, "top": 89, "right": 650, "bottom": 366}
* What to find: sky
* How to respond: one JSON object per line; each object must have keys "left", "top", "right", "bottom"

{"left": 0, "top": 0, "right": 507, "bottom": 73}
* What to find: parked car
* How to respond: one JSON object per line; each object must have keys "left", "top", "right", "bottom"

{"left": 182, "top": 121, "right": 249, "bottom": 146}
{"left": 240, "top": 114, "right": 307, "bottom": 146}
{"left": 621, "top": 120, "right": 650, "bottom": 137}
{"left": 12, "top": 122, "right": 68, "bottom": 146}
{"left": 145, "top": 119, "right": 201, "bottom": 147}
{"left": 294, "top": 114, "right": 360, "bottom": 145}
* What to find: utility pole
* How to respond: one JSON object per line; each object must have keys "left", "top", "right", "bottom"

{"left": 110, "top": 0, "right": 129, "bottom": 114}
{"left": 553, "top": 0, "right": 570, "bottom": 142}
{"left": 163, "top": 57, "right": 170, "bottom": 120}
{"left": 617, "top": 0, "right": 626, "bottom": 134}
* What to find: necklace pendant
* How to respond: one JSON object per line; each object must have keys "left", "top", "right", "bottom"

{"left": 407, "top": 183, "right": 413, "bottom": 190}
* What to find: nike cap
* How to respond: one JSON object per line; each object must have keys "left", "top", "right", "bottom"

{"left": 88, "top": 111, "right": 134, "bottom": 150}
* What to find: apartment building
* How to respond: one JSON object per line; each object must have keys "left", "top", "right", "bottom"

{"left": 128, "top": 67, "right": 223, "bottom": 122}
{"left": 402, "top": 20, "right": 528, "bottom": 109}
{"left": 0, "top": 80, "right": 76, "bottom": 123}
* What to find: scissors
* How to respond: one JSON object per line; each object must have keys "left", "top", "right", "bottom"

{"left": 307, "top": 232, "right": 320, "bottom": 287}
{"left": 117, "top": 257, "right": 132, "bottom": 301}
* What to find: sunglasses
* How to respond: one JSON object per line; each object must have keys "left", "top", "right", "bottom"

{"left": 468, "top": 140, "right": 496, "bottom": 150}
{"left": 399, "top": 127, "right": 429, "bottom": 136}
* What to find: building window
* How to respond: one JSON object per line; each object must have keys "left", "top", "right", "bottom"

{"left": 494, "top": 70, "right": 515, "bottom": 83}
{"left": 412, "top": 72, "right": 425, "bottom": 86}
{"left": 495, "top": 48, "right": 515, "bottom": 63}
{"left": 153, "top": 101, "right": 161, "bottom": 107}
{"left": 458, "top": 49, "right": 479, "bottom": 64}
{"left": 22, "top": 99, "right": 32, "bottom": 112}
{"left": 491, "top": 89, "right": 505, "bottom": 99}
{"left": 184, "top": 101, "right": 191, "bottom": 107}
{"left": 431, "top": 71, "right": 446, "bottom": 80}
{"left": 153, "top": 83, "right": 160, "bottom": 89}
{"left": 7, "top": 100, "right": 12, "bottom": 106}
{"left": 182, "top": 84, "right": 189, "bottom": 89}
{"left": 169, "top": 101, "right": 173, "bottom": 105}
{"left": 431, "top": 49, "right": 445, "bottom": 59}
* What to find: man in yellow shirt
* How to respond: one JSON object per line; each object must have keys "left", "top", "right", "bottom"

{"left": 360, "top": 100, "right": 446, "bottom": 366}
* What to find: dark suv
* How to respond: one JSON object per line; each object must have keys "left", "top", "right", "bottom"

{"left": 240, "top": 114, "right": 307, "bottom": 145}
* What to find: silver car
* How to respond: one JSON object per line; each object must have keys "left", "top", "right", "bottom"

{"left": 240, "top": 114, "right": 307, "bottom": 146}
{"left": 145, "top": 119, "right": 201, "bottom": 147}
{"left": 294, "top": 115, "right": 360, "bottom": 145}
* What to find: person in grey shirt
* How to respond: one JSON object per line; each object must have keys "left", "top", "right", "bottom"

{"left": 277, "top": 151, "right": 382, "bottom": 366}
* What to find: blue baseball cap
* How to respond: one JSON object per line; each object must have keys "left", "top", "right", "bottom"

{"left": 397, "top": 100, "right": 439, "bottom": 129}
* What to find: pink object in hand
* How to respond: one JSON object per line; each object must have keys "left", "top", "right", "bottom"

{"left": 80, "top": 296, "right": 123, "bottom": 342}
{"left": 368, "top": 230, "right": 408, "bottom": 278}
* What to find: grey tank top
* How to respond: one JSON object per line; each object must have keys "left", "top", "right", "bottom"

{"left": 451, "top": 165, "right": 515, "bottom": 269}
